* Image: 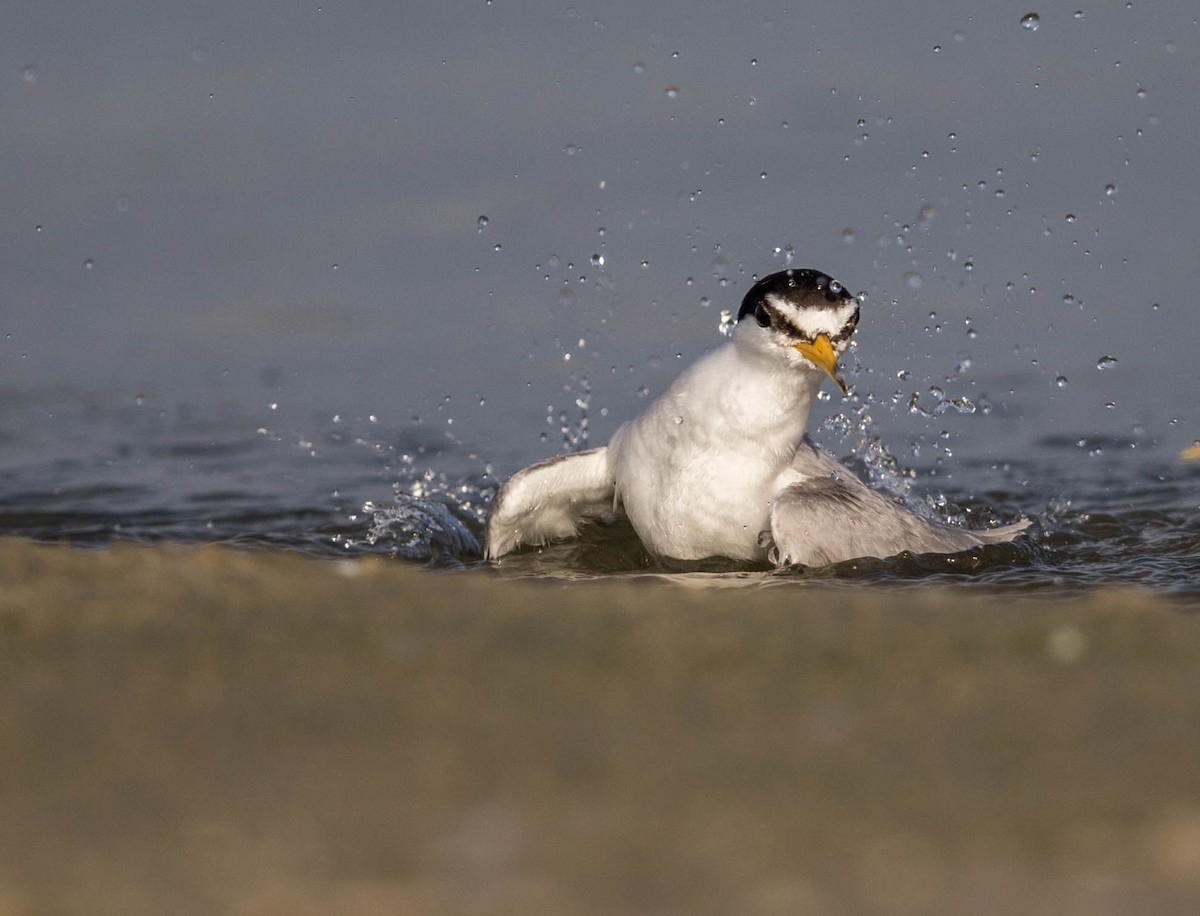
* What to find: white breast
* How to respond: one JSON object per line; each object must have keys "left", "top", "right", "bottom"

{"left": 609, "top": 343, "right": 820, "bottom": 560}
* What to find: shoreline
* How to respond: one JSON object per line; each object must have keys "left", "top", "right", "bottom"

{"left": 2, "top": 539, "right": 1199, "bottom": 914}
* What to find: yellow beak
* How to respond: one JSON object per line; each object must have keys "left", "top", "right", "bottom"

{"left": 1179, "top": 442, "right": 1200, "bottom": 462}
{"left": 793, "top": 334, "right": 848, "bottom": 395}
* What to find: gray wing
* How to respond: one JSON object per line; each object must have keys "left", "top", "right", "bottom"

{"left": 484, "top": 447, "right": 617, "bottom": 560}
{"left": 769, "top": 439, "right": 1030, "bottom": 568}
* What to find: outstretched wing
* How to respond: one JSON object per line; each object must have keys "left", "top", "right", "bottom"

{"left": 769, "top": 439, "right": 1031, "bottom": 567}
{"left": 485, "top": 447, "right": 617, "bottom": 560}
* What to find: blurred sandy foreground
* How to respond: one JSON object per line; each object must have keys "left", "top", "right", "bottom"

{"left": 1, "top": 539, "right": 1199, "bottom": 916}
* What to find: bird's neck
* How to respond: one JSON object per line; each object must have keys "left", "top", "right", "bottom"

{"left": 726, "top": 343, "right": 822, "bottom": 439}
{"left": 658, "top": 342, "right": 822, "bottom": 462}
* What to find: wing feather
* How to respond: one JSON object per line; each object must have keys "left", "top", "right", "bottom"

{"left": 770, "top": 440, "right": 1030, "bottom": 567}
{"left": 484, "top": 447, "right": 617, "bottom": 560}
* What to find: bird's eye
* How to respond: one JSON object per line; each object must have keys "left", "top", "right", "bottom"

{"left": 754, "top": 303, "right": 771, "bottom": 327}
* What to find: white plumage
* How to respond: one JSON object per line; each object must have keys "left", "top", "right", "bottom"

{"left": 485, "top": 268, "right": 1029, "bottom": 566}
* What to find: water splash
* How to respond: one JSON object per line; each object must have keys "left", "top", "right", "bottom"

{"left": 351, "top": 493, "right": 481, "bottom": 559}
{"left": 819, "top": 350, "right": 916, "bottom": 505}
{"left": 549, "top": 372, "right": 592, "bottom": 452}
{"left": 907, "top": 387, "right": 977, "bottom": 417}
{"left": 333, "top": 438, "right": 492, "bottom": 562}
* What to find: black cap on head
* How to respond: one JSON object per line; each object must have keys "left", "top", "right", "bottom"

{"left": 737, "top": 268, "right": 854, "bottom": 323}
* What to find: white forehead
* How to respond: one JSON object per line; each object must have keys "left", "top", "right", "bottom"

{"left": 764, "top": 292, "right": 858, "bottom": 338}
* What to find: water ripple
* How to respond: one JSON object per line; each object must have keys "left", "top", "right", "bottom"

{"left": 3, "top": 403, "right": 1200, "bottom": 601}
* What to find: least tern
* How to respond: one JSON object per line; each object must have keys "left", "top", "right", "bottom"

{"left": 485, "top": 268, "right": 1030, "bottom": 566}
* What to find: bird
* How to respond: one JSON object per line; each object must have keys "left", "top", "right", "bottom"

{"left": 485, "top": 268, "right": 1030, "bottom": 567}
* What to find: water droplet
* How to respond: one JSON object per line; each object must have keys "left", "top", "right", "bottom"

{"left": 633, "top": 61, "right": 645, "bottom": 73}
{"left": 639, "top": 259, "right": 649, "bottom": 269}
{"left": 1055, "top": 375, "right": 1068, "bottom": 388}
{"left": 841, "top": 228, "right": 856, "bottom": 243}
{"left": 1065, "top": 213, "right": 1077, "bottom": 223}
{"left": 590, "top": 253, "right": 604, "bottom": 267}
{"left": 963, "top": 260, "right": 974, "bottom": 272}
{"left": 1021, "top": 13, "right": 1040, "bottom": 31}
{"left": 673, "top": 416, "right": 684, "bottom": 425}
{"left": 750, "top": 58, "right": 758, "bottom": 66}
{"left": 1062, "top": 293, "right": 1076, "bottom": 306}
{"left": 665, "top": 86, "right": 679, "bottom": 99}
{"left": 477, "top": 215, "right": 489, "bottom": 232}
{"left": 1136, "top": 86, "right": 1147, "bottom": 99}
{"left": 1097, "top": 355, "right": 1118, "bottom": 370}
{"left": 83, "top": 258, "right": 94, "bottom": 270}
{"left": 718, "top": 310, "right": 736, "bottom": 337}
{"left": 711, "top": 251, "right": 728, "bottom": 279}
{"left": 1073, "top": 10, "right": 1084, "bottom": 19}
{"left": 1104, "top": 182, "right": 1116, "bottom": 196}
{"left": 19, "top": 65, "right": 37, "bottom": 84}
{"left": 493, "top": 242, "right": 502, "bottom": 251}
{"left": 563, "top": 143, "right": 580, "bottom": 156}
{"left": 904, "top": 272, "right": 923, "bottom": 289}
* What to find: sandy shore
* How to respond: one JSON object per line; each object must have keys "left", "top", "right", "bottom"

{"left": 1, "top": 539, "right": 1199, "bottom": 915}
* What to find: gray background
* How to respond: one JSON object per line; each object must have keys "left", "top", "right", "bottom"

{"left": 3, "top": 0, "right": 1197, "bottom": 472}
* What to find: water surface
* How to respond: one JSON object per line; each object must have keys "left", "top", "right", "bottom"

{"left": 3, "top": 384, "right": 1198, "bottom": 601}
